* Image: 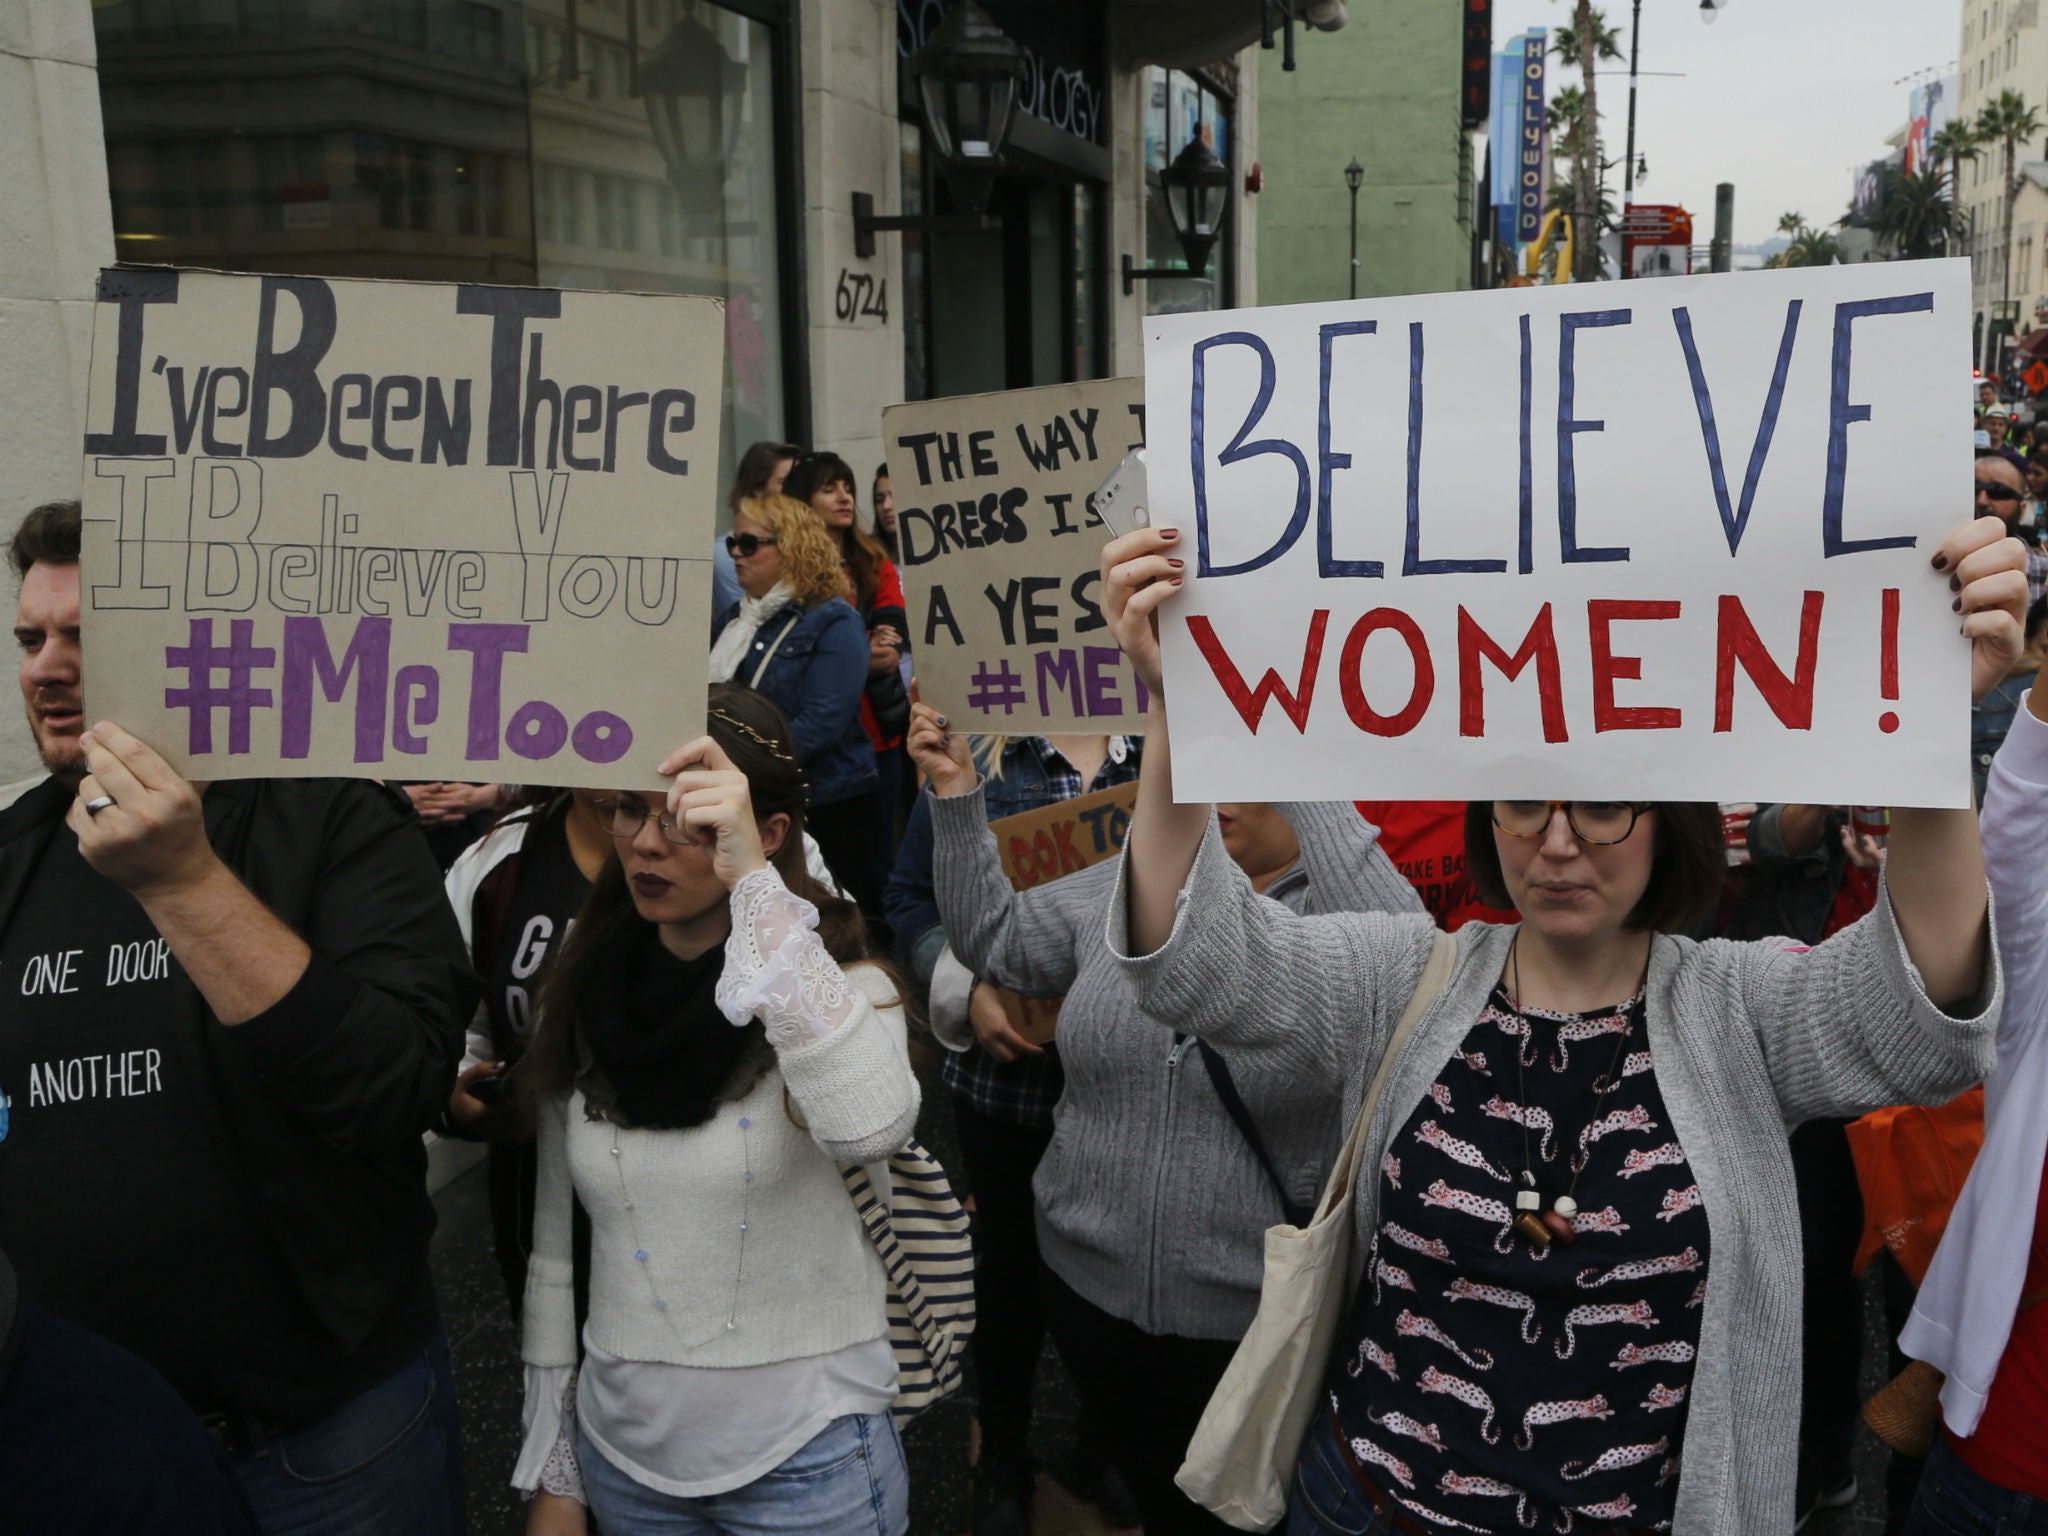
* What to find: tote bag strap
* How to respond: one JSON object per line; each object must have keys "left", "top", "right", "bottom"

{"left": 1316, "top": 929, "right": 1459, "bottom": 1224}
{"left": 745, "top": 609, "right": 803, "bottom": 688}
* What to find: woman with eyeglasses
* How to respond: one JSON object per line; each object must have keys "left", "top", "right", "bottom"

{"left": 785, "top": 450, "right": 911, "bottom": 919}
{"left": 712, "top": 494, "right": 884, "bottom": 920}
{"left": 1095, "top": 520, "right": 2023, "bottom": 1536}
{"left": 512, "top": 687, "right": 918, "bottom": 1536}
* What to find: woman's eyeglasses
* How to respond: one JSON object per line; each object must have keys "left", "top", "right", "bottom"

{"left": 725, "top": 533, "right": 778, "bottom": 557}
{"left": 591, "top": 796, "right": 696, "bottom": 845}
{"left": 1492, "top": 800, "right": 1649, "bottom": 846}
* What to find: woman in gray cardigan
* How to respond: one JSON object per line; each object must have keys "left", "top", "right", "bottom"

{"left": 908, "top": 703, "right": 1422, "bottom": 1536}
{"left": 1096, "top": 518, "right": 2023, "bottom": 1536}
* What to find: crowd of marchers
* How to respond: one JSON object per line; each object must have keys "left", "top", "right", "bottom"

{"left": 3, "top": 420, "right": 2048, "bottom": 1536}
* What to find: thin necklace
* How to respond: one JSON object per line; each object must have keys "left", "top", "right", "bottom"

{"left": 605, "top": 1108, "right": 753, "bottom": 1348}
{"left": 1504, "top": 932, "right": 1639, "bottom": 1251}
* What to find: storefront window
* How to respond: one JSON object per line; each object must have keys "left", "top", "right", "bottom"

{"left": 92, "top": 0, "right": 797, "bottom": 497}
{"left": 1142, "top": 65, "right": 1233, "bottom": 316}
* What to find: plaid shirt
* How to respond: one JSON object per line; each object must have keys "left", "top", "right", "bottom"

{"left": 937, "top": 737, "right": 1141, "bottom": 1126}
{"left": 2030, "top": 548, "right": 2048, "bottom": 607}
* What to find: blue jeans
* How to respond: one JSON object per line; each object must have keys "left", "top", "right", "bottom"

{"left": 578, "top": 1412, "right": 909, "bottom": 1536}
{"left": 232, "top": 1327, "right": 466, "bottom": 1536}
{"left": 1903, "top": 1434, "right": 2048, "bottom": 1536}
{"left": 1284, "top": 1413, "right": 1404, "bottom": 1536}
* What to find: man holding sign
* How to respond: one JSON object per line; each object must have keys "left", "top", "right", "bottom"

{"left": 0, "top": 498, "right": 474, "bottom": 1536}
{"left": 1092, "top": 258, "right": 2025, "bottom": 1536}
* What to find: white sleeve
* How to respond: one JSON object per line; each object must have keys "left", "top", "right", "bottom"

{"left": 928, "top": 946, "right": 977, "bottom": 1051}
{"left": 717, "top": 866, "right": 859, "bottom": 1047}
{"left": 511, "top": 1364, "right": 583, "bottom": 1502}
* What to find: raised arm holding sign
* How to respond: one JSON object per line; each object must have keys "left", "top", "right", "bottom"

{"left": 1091, "top": 260, "right": 2024, "bottom": 1527}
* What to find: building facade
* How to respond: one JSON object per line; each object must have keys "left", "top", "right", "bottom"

{"left": 1958, "top": 0, "right": 2047, "bottom": 370}
{"left": 1254, "top": 0, "right": 1473, "bottom": 306}
{"left": 0, "top": 0, "right": 1336, "bottom": 782}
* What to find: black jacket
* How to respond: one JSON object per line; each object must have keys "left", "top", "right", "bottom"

{"left": 0, "top": 775, "right": 475, "bottom": 1357}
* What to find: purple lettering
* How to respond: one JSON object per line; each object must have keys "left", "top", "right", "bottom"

{"left": 506, "top": 700, "right": 568, "bottom": 760}
{"left": 572, "top": 710, "right": 633, "bottom": 764}
{"left": 446, "top": 623, "right": 529, "bottom": 760}
{"left": 393, "top": 663, "right": 440, "bottom": 753}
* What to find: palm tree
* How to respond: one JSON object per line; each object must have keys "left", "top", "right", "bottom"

{"left": 1554, "top": 0, "right": 1605, "bottom": 282}
{"left": 1550, "top": 9, "right": 1623, "bottom": 70}
{"left": 1929, "top": 118, "right": 1982, "bottom": 257}
{"left": 1872, "top": 167, "right": 1960, "bottom": 260}
{"left": 1762, "top": 215, "right": 1844, "bottom": 268}
{"left": 1976, "top": 88, "right": 2046, "bottom": 306}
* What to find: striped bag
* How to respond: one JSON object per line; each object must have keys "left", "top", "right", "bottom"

{"left": 840, "top": 1137, "right": 975, "bottom": 1423}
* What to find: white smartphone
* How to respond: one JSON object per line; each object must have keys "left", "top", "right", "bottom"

{"left": 1091, "top": 446, "right": 1149, "bottom": 535}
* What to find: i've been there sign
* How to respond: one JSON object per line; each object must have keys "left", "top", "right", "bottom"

{"left": 1144, "top": 261, "right": 1975, "bottom": 808}
{"left": 77, "top": 268, "right": 725, "bottom": 786}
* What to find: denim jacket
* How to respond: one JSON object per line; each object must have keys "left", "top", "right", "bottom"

{"left": 714, "top": 597, "right": 876, "bottom": 808}
{"left": 1974, "top": 670, "right": 2033, "bottom": 806}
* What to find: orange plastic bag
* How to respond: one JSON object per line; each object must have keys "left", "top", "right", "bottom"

{"left": 1845, "top": 1087, "right": 1987, "bottom": 1288}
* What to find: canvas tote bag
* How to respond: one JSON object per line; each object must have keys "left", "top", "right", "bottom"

{"left": 1176, "top": 930, "right": 1459, "bottom": 1531}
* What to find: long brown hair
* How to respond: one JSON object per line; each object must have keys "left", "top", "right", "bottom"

{"left": 517, "top": 685, "right": 886, "bottom": 1119}
{"left": 785, "top": 450, "right": 892, "bottom": 616}
{"left": 728, "top": 439, "right": 802, "bottom": 516}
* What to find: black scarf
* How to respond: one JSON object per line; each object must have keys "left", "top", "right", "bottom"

{"left": 575, "top": 920, "right": 770, "bottom": 1131}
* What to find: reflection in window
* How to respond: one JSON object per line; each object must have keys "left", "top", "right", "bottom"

{"left": 92, "top": 0, "right": 793, "bottom": 490}
{"left": 1141, "top": 65, "right": 1232, "bottom": 316}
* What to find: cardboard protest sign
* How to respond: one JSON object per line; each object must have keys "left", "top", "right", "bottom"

{"left": 1144, "top": 261, "right": 1975, "bottom": 807}
{"left": 884, "top": 378, "right": 1148, "bottom": 734}
{"left": 985, "top": 781, "right": 1139, "bottom": 1045}
{"left": 77, "top": 268, "right": 724, "bottom": 787}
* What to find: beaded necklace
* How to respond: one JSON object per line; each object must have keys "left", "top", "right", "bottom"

{"left": 601, "top": 1105, "right": 754, "bottom": 1347}
{"left": 1503, "top": 932, "right": 1640, "bottom": 1251}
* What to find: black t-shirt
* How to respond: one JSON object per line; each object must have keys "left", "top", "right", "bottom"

{"left": 0, "top": 827, "right": 430, "bottom": 1425}
{"left": 486, "top": 800, "right": 592, "bottom": 1057}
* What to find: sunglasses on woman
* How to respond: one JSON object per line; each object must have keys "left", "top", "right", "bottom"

{"left": 725, "top": 533, "right": 778, "bottom": 557}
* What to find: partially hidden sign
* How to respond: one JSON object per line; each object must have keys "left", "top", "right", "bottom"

{"left": 77, "top": 268, "right": 725, "bottom": 786}
{"left": 884, "top": 378, "right": 1148, "bottom": 734}
{"left": 985, "top": 781, "right": 1139, "bottom": 1046}
{"left": 1143, "top": 261, "right": 1975, "bottom": 807}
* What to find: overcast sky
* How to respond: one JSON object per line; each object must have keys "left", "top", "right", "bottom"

{"left": 1485, "top": 0, "right": 1960, "bottom": 246}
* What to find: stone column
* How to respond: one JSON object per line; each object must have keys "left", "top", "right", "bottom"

{"left": 0, "top": 0, "right": 114, "bottom": 780}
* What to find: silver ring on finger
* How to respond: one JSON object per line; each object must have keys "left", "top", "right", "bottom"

{"left": 83, "top": 795, "right": 116, "bottom": 816}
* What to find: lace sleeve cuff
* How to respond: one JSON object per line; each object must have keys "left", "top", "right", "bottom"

{"left": 717, "top": 866, "right": 857, "bottom": 1046}
{"left": 512, "top": 1363, "right": 584, "bottom": 1504}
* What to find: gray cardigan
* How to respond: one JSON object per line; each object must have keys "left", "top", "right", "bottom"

{"left": 1108, "top": 817, "right": 2002, "bottom": 1536}
{"left": 932, "top": 793, "right": 1421, "bottom": 1339}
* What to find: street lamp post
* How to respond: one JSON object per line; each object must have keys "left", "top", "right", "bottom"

{"left": 1345, "top": 158, "right": 1363, "bottom": 299}
{"left": 1623, "top": 0, "right": 1643, "bottom": 205}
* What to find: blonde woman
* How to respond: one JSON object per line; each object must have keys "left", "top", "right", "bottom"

{"left": 710, "top": 494, "right": 881, "bottom": 912}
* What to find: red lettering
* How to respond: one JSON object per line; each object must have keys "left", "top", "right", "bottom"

{"left": 1006, "top": 833, "right": 1039, "bottom": 887}
{"left": 1714, "top": 591, "right": 1823, "bottom": 731}
{"left": 1050, "top": 817, "right": 1083, "bottom": 875}
{"left": 1338, "top": 609, "right": 1435, "bottom": 737}
{"left": 1032, "top": 829, "right": 1059, "bottom": 884}
{"left": 1186, "top": 611, "right": 1328, "bottom": 734}
{"left": 1588, "top": 599, "right": 1683, "bottom": 732}
{"left": 1456, "top": 605, "right": 1568, "bottom": 742}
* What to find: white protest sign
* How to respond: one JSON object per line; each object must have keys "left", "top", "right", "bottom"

{"left": 1144, "top": 261, "right": 1975, "bottom": 808}
{"left": 77, "top": 268, "right": 724, "bottom": 787}
{"left": 884, "top": 378, "right": 1148, "bottom": 733}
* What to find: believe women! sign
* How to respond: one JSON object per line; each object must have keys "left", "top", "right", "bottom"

{"left": 76, "top": 269, "right": 724, "bottom": 786}
{"left": 1143, "top": 261, "right": 1974, "bottom": 807}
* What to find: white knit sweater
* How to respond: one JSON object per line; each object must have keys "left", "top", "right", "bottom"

{"left": 522, "top": 961, "right": 919, "bottom": 1372}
